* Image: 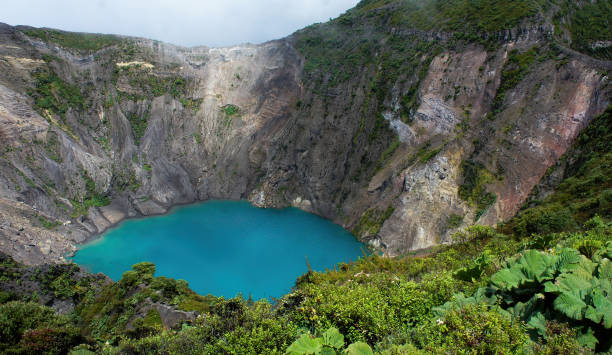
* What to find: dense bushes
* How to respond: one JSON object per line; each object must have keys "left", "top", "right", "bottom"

{"left": 0, "top": 301, "right": 83, "bottom": 354}
{"left": 416, "top": 303, "right": 529, "bottom": 354}
{"left": 435, "top": 240, "right": 612, "bottom": 352}
{"left": 510, "top": 203, "right": 575, "bottom": 238}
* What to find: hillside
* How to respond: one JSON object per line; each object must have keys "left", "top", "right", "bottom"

{"left": 0, "top": 0, "right": 611, "bottom": 353}
{"left": 0, "top": 1, "right": 610, "bottom": 264}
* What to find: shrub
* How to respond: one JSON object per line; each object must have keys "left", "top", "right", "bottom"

{"left": 436, "top": 248, "right": 612, "bottom": 351}
{"left": 451, "top": 225, "right": 497, "bottom": 244}
{"left": 512, "top": 204, "right": 575, "bottom": 237}
{"left": 416, "top": 303, "right": 528, "bottom": 354}
{"left": 532, "top": 321, "right": 587, "bottom": 355}
{"left": 19, "top": 327, "right": 83, "bottom": 354}
{"left": 0, "top": 301, "right": 68, "bottom": 347}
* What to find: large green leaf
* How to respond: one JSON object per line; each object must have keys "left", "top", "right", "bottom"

{"left": 512, "top": 293, "right": 544, "bottom": 320}
{"left": 599, "top": 258, "right": 612, "bottom": 280}
{"left": 432, "top": 293, "right": 478, "bottom": 317}
{"left": 577, "top": 256, "right": 598, "bottom": 275}
{"left": 321, "top": 347, "right": 337, "bottom": 355}
{"left": 287, "top": 334, "right": 323, "bottom": 355}
{"left": 555, "top": 273, "right": 593, "bottom": 296}
{"left": 491, "top": 267, "right": 523, "bottom": 290}
{"left": 585, "top": 305, "right": 603, "bottom": 324}
{"left": 453, "top": 252, "right": 490, "bottom": 282}
{"left": 344, "top": 342, "right": 374, "bottom": 355}
{"left": 519, "top": 250, "right": 555, "bottom": 282}
{"left": 526, "top": 311, "right": 547, "bottom": 336}
{"left": 591, "top": 292, "right": 612, "bottom": 328}
{"left": 577, "top": 326, "right": 598, "bottom": 349}
{"left": 554, "top": 292, "right": 587, "bottom": 320}
{"left": 322, "top": 327, "right": 344, "bottom": 349}
{"left": 555, "top": 248, "right": 581, "bottom": 272}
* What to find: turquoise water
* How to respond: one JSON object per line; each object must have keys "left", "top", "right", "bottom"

{"left": 70, "top": 200, "right": 365, "bottom": 299}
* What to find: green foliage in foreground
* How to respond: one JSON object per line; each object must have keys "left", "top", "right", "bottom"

{"left": 1, "top": 217, "right": 609, "bottom": 354}
{"left": 0, "top": 301, "right": 84, "bottom": 354}
{"left": 436, "top": 244, "right": 612, "bottom": 350}
{"left": 286, "top": 327, "right": 374, "bottom": 355}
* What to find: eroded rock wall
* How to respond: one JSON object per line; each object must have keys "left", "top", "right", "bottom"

{"left": 0, "top": 21, "right": 609, "bottom": 264}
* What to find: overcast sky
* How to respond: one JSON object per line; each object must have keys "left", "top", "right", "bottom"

{"left": 1, "top": 0, "right": 360, "bottom": 47}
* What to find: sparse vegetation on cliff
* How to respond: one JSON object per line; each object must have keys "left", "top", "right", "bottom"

{"left": 27, "top": 66, "right": 85, "bottom": 120}
{"left": 458, "top": 160, "right": 497, "bottom": 220}
{"left": 22, "top": 28, "right": 121, "bottom": 52}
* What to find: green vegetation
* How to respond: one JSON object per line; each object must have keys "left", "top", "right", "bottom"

{"left": 126, "top": 111, "right": 149, "bottom": 144}
{"left": 399, "top": 141, "right": 446, "bottom": 171}
{"left": 447, "top": 213, "right": 464, "bottom": 229}
{"left": 417, "top": 144, "right": 443, "bottom": 164}
{"left": 193, "top": 132, "right": 202, "bottom": 144}
{"left": 222, "top": 104, "right": 239, "bottom": 117}
{"left": 352, "top": 206, "right": 395, "bottom": 237}
{"left": 180, "top": 97, "right": 203, "bottom": 113}
{"left": 1, "top": 212, "right": 611, "bottom": 353}
{"left": 458, "top": 160, "right": 497, "bottom": 220}
{"left": 21, "top": 28, "right": 120, "bottom": 52}
{"left": 505, "top": 105, "right": 612, "bottom": 236}
{"left": 416, "top": 303, "right": 529, "bottom": 353}
{"left": 221, "top": 104, "right": 240, "bottom": 127}
{"left": 286, "top": 327, "right": 373, "bottom": 354}
{"left": 44, "top": 132, "right": 63, "bottom": 163}
{"left": 374, "top": 138, "right": 399, "bottom": 172}
{"left": 114, "top": 66, "right": 195, "bottom": 104}
{"left": 435, "top": 244, "right": 612, "bottom": 350}
{"left": 366, "top": 0, "right": 541, "bottom": 34}
{"left": 36, "top": 214, "right": 61, "bottom": 230}
{"left": 27, "top": 66, "right": 85, "bottom": 120}
{"left": 16, "top": 169, "right": 36, "bottom": 189}
{"left": 0, "top": 301, "right": 83, "bottom": 354}
{"left": 492, "top": 47, "right": 538, "bottom": 112}
{"left": 553, "top": 0, "right": 612, "bottom": 59}
{"left": 70, "top": 173, "right": 110, "bottom": 218}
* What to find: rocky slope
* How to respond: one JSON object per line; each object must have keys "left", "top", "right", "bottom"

{"left": 0, "top": 0, "right": 611, "bottom": 264}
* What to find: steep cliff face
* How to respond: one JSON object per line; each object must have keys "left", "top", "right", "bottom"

{"left": 0, "top": 0, "right": 610, "bottom": 264}
{"left": 0, "top": 24, "right": 303, "bottom": 264}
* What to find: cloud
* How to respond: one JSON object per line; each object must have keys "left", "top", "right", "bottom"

{"left": 1, "top": 0, "right": 360, "bottom": 47}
